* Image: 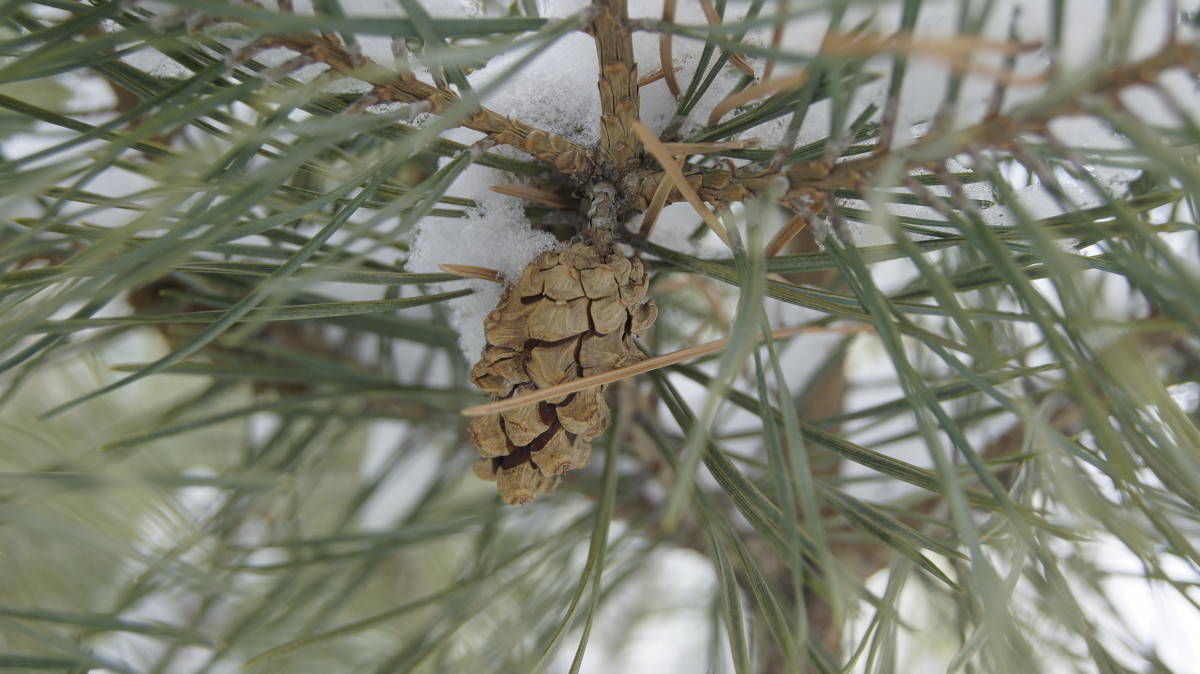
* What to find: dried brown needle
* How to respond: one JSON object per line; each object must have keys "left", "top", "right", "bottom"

{"left": 638, "top": 68, "right": 667, "bottom": 87}
{"left": 708, "top": 72, "right": 809, "bottom": 127}
{"left": 764, "top": 213, "right": 809, "bottom": 257}
{"left": 638, "top": 154, "right": 683, "bottom": 240}
{"left": 438, "top": 264, "right": 504, "bottom": 283}
{"left": 659, "top": 0, "right": 681, "bottom": 98}
{"left": 699, "top": 0, "right": 756, "bottom": 77}
{"left": 632, "top": 120, "right": 733, "bottom": 248}
{"left": 489, "top": 184, "right": 579, "bottom": 210}
{"left": 463, "top": 324, "right": 872, "bottom": 417}
{"left": 660, "top": 140, "right": 757, "bottom": 155}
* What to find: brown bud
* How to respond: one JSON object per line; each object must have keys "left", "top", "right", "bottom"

{"left": 467, "top": 239, "right": 657, "bottom": 504}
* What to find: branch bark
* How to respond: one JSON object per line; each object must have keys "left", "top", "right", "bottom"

{"left": 589, "top": 0, "right": 643, "bottom": 170}
{"left": 243, "top": 22, "right": 1200, "bottom": 227}
{"left": 255, "top": 33, "right": 599, "bottom": 175}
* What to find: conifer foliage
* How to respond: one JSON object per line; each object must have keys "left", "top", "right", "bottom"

{"left": 2, "top": 0, "right": 1200, "bottom": 672}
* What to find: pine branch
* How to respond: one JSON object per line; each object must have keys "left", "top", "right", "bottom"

{"left": 227, "top": 28, "right": 599, "bottom": 174}
{"left": 630, "top": 39, "right": 1200, "bottom": 215}
{"left": 193, "top": 10, "right": 1200, "bottom": 235}
{"left": 589, "top": 0, "right": 642, "bottom": 170}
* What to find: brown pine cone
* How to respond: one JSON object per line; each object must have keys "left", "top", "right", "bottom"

{"left": 468, "top": 238, "right": 657, "bottom": 505}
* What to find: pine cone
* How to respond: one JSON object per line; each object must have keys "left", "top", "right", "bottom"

{"left": 469, "top": 239, "right": 657, "bottom": 505}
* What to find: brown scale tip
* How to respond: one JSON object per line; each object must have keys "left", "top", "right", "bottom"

{"left": 507, "top": 492, "right": 535, "bottom": 506}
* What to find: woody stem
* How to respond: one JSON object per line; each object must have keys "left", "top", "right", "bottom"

{"left": 590, "top": 0, "right": 643, "bottom": 169}
{"left": 262, "top": 34, "right": 598, "bottom": 175}
{"left": 586, "top": 182, "right": 620, "bottom": 242}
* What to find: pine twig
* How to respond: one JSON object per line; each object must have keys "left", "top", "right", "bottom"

{"left": 227, "top": 31, "right": 599, "bottom": 174}
{"left": 589, "top": 0, "right": 642, "bottom": 169}
{"left": 634, "top": 39, "right": 1200, "bottom": 217}
{"left": 162, "top": 14, "right": 1200, "bottom": 222}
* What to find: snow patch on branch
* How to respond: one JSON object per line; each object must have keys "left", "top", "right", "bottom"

{"left": 407, "top": 165, "right": 560, "bottom": 361}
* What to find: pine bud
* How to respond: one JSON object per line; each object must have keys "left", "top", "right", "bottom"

{"left": 469, "top": 239, "right": 657, "bottom": 504}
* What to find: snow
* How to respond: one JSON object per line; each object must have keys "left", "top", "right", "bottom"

{"left": 468, "top": 26, "right": 602, "bottom": 145}
{"left": 406, "top": 167, "right": 561, "bottom": 360}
